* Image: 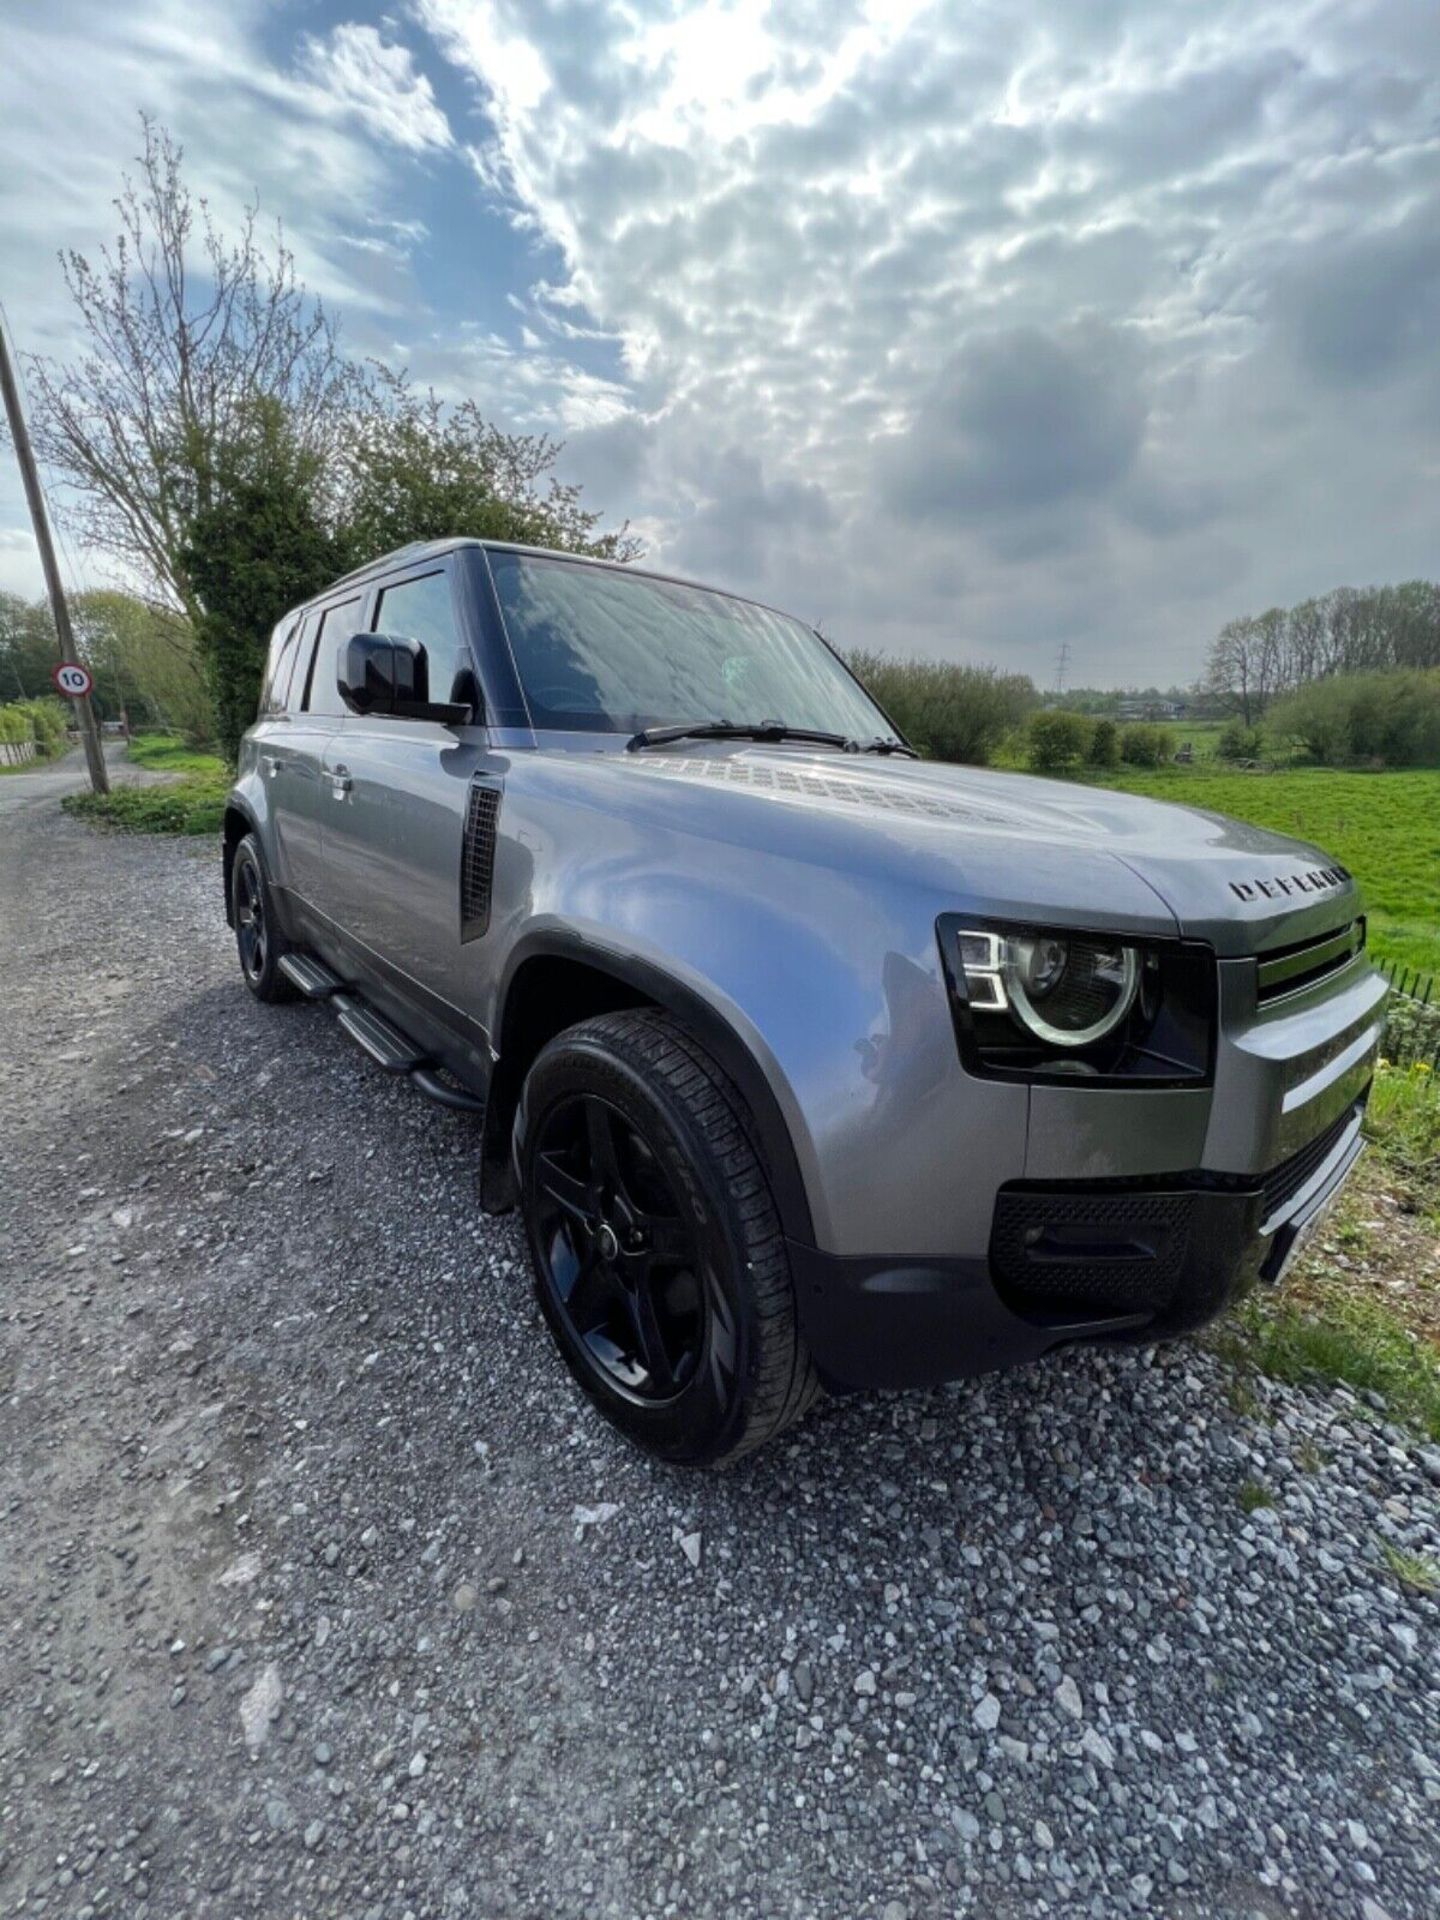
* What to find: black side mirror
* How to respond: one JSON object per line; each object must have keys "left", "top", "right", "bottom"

{"left": 338, "top": 633, "right": 472, "bottom": 725}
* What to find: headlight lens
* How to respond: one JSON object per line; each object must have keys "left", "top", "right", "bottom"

{"left": 942, "top": 917, "right": 1215, "bottom": 1085}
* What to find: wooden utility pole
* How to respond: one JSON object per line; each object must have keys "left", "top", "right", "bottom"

{"left": 0, "top": 315, "right": 108, "bottom": 793}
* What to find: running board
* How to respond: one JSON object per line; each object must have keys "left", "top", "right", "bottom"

{"left": 284, "top": 953, "right": 486, "bottom": 1118}
{"left": 278, "top": 952, "right": 345, "bottom": 1000}
{"left": 335, "top": 998, "right": 427, "bottom": 1073}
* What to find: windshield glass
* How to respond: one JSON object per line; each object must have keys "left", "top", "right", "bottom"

{"left": 488, "top": 551, "right": 894, "bottom": 740}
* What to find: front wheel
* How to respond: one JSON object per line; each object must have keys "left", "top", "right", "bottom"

{"left": 230, "top": 834, "right": 297, "bottom": 1003}
{"left": 517, "top": 1010, "right": 818, "bottom": 1466}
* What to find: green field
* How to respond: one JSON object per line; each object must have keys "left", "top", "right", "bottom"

{"left": 1093, "top": 764, "right": 1440, "bottom": 978}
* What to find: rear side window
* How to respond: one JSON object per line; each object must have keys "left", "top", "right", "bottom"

{"left": 303, "top": 596, "right": 365, "bottom": 717}
{"left": 259, "top": 621, "right": 299, "bottom": 715}
{"left": 374, "top": 571, "right": 470, "bottom": 702}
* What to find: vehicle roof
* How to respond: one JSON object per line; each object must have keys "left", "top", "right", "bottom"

{"left": 294, "top": 537, "right": 810, "bottom": 630}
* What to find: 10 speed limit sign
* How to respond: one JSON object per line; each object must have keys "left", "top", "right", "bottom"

{"left": 51, "top": 661, "right": 93, "bottom": 699}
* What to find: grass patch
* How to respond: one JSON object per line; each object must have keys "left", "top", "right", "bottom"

{"left": 61, "top": 734, "right": 229, "bottom": 837}
{"left": 1377, "top": 1540, "right": 1439, "bottom": 1595}
{"left": 1231, "top": 1286, "right": 1440, "bottom": 1440}
{"left": 125, "top": 732, "right": 226, "bottom": 776}
{"left": 1237, "top": 1480, "right": 1274, "bottom": 1513}
{"left": 1367, "top": 1061, "right": 1440, "bottom": 1220}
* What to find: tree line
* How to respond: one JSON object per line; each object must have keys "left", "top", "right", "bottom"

{"left": 1202, "top": 583, "right": 1440, "bottom": 724}
{"left": 13, "top": 120, "right": 636, "bottom": 760}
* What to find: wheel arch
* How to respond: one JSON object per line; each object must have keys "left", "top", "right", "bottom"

{"left": 480, "top": 933, "right": 817, "bottom": 1248}
{"left": 221, "top": 799, "right": 259, "bottom": 927}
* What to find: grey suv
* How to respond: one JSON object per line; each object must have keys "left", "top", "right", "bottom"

{"left": 225, "top": 539, "right": 1386, "bottom": 1465}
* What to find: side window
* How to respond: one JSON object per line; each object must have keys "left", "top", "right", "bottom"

{"left": 303, "top": 596, "right": 365, "bottom": 717}
{"left": 374, "top": 572, "right": 469, "bottom": 703}
{"left": 259, "top": 620, "right": 299, "bottom": 715}
{"left": 285, "top": 611, "right": 319, "bottom": 713}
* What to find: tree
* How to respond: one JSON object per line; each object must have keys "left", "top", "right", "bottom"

{"left": 845, "top": 651, "right": 1037, "bottom": 764}
{"left": 26, "top": 120, "right": 358, "bottom": 622}
{"left": 1026, "top": 709, "right": 1092, "bottom": 772}
{"left": 71, "top": 590, "right": 211, "bottom": 737}
{"left": 336, "top": 366, "right": 639, "bottom": 571}
{"left": 0, "top": 593, "right": 61, "bottom": 699}
{"left": 1087, "top": 716, "right": 1120, "bottom": 768}
{"left": 182, "top": 399, "right": 344, "bottom": 760}
{"left": 23, "top": 120, "right": 639, "bottom": 755}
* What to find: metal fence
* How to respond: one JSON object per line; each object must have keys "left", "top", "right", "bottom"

{"left": 1379, "top": 959, "right": 1440, "bottom": 1070}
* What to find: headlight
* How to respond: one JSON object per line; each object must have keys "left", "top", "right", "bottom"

{"left": 941, "top": 916, "right": 1216, "bottom": 1086}
{"left": 957, "top": 929, "right": 1140, "bottom": 1047}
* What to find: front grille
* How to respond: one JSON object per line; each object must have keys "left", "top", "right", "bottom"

{"left": 1256, "top": 919, "right": 1365, "bottom": 1005}
{"left": 460, "top": 781, "right": 501, "bottom": 939}
{"left": 990, "top": 1191, "right": 1192, "bottom": 1321}
{"left": 1260, "top": 1103, "right": 1358, "bottom": 1223}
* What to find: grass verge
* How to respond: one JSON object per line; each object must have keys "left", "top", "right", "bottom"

{"left": 1216, "top": 1062, "right": 1440, "bottom": 1439}
{"left": 61, "top": 732, "right": 229, "bottom": 837}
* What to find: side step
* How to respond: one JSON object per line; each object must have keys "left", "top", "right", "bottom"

{"left": 281, "top": 954, "right": 487, "bottom": 1118}
{"left": 334, "top": 997, "right": 426, "bottom": 1073}
{"left": 278, "top": 952, "right": 345, "bottom": 1000}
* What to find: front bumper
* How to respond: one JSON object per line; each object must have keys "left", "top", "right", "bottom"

{"left": 792, "top": 1097, "right": 1367, "bottom": 1391}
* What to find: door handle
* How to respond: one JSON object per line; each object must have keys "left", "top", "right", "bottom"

{"left": 262, "top": 754, "right": 284, "bottom": 777}
{"left": 327, "top": 764, "right": 352, "bottom": 797}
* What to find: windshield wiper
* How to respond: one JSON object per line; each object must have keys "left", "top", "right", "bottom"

{"left": 859, "top": 736, "right": 918, "bottom": 757}
{"left": 627, "top": 721, "right": 853, "bottom": 753}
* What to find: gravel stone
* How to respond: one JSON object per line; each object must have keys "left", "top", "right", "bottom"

{"left": 0, "top": 790, "right": 1437, "bottom": 1920}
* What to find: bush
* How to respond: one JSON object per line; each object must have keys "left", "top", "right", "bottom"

{"left": 17, "top": 697, "right": 69, "bottom": 756}
{"left": 1266, "top": 669, "right": 1440, "bottom": 768}
{"left": 1217, "top": 719, "right": 1266, "bottom": 761}
{"left": 0, "top": 704, "right": 29, "bottom": 745}
{"left": 1026, "top": 709, "right": 1093, "bottom": 772}
{"left": 1120, "top": 723, "right": 1174, "bottom": 767}
{"left": 1087, "top": 716, "right": 1121, "bottom": 768}
{"left": 845, "top": 652, "right": 1038, "bottom": 764}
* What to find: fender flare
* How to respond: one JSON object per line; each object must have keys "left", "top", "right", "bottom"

{"left": 220, "top": 793, "right": 262, "bottom": 927}
{"left": 480, "top": 928, "right": 817, "bottom": 1248}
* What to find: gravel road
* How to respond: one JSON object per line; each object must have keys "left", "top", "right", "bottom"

{"left": 0, "top": 740, "right": 165, "bottom": 819}
{"left": 1, "top": 797, "right": 1437, "bottom": 1920}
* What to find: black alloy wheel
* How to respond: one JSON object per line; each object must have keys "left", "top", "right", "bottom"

{"left": 518, "top": 1009, "right": 819, "bottom": 1466}
{"left": 231, "top": 834, "right": 296, "bottom": 1003}
{"left": 530, "top": 1091, "right": 719, "bottom": 1404}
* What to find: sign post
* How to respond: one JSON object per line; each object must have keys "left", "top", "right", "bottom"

{"left": 0, "top": 316, "right": 108, "bottom": 793}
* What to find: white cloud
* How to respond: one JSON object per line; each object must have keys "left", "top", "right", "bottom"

{"left": 415, "top": 0, "right": 1440, "bottom": 681}
{"left": 297, "top": 22, "right": 453, "bottom": 155}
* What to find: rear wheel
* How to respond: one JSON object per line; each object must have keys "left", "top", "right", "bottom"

{"left": 517, "top": 1009, "right": 818, "bottom": 1466}
{"left": 231, "top": 834, "right": 297, "bottom": 1003}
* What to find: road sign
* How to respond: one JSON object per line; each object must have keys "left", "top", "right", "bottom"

{"left": 52, "top": 661, "right": 93, "bottom": 699}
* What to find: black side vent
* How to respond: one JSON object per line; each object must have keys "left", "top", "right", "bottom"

{"left": 460, "top": 781, "right": 501, "bottom": 941}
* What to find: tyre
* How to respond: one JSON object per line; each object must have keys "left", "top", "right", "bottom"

{"left": 517, "top": 1009, "right": 819, "bottom": 1466}
{"left": 231, "top": 833, "right": 297, "bottom": 1003}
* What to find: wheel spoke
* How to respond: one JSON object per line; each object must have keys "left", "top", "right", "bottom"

{"left": 562, "top": 1248, "right": 613, "bottom": 1334}
{"left": 536, "top": 1151, "right": 592, "bottom": 1222}
{"left": 625, "top": 1281, "right": 677, "bottom": 1395}
{"left": 583, "top": 1097, "right": 621, "bottom": 1188}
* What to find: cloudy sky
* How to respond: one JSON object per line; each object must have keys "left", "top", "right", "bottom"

{"left": 2, "top": 0, "right": 1437, "bottom": 685}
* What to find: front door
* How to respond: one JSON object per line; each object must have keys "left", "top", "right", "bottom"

{"left": 318, "top": 565, "right": 493, "bottom": 1013}
{"left": 269, "top": 592, "right": 365, "bottom": 915}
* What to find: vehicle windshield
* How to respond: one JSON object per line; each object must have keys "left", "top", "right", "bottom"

{"left": 488, "top": 550, "right": 895, "bottom": 742}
